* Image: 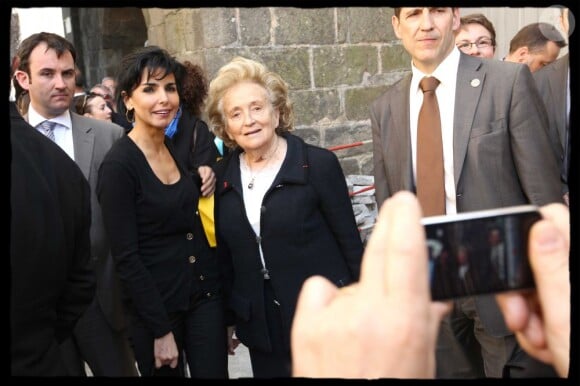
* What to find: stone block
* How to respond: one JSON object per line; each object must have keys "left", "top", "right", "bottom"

{"left": 183, "top": 9, "right": 204, "bottom": 51}
{"left": 346, "top": 8, "right": 395, "bottom": 43}
{"left": 338, "top": 157, "right": 360, "bottom": 176}
{"left": 380, "top": 44, "right": 411, "bottom": 72}
{"left": 143, "top": 8, "right": 167, "bottom": 27}
{"left": 344, "top": 86, "right": 390, "bottom": 121}
{"left": 359, "top": 153, "right": 374, "bottom": 175}
{"left": 347, "top": 175, "right": 374, "bottom": 185}
{"left": 164, "top": 11, "right": 186, "bottom": 53}
{"left": 253, "top": 48, "right": 310, "bottom": 89}
{"left": 290, "top": 90, "right": 341, "bottom": 126}
{"left": 367, "top": 70, "right": 410, "bottom": 87}
{"left": 240, "top": 8, "right": 271, "bottom": 46}
{"left": 199, "top": 8, "right": 238, "bottom": 48}
{"left": 292, "top": 127, "right": 321, "bottom": 147}
{"left": 324, "top": 123, "right": 371, "bottom": 155}
{"left": 203, "top": 48, "right": 253, "bottom": 79}
{"left": 274, "top": 8, "right": 335, "bottom": 45}
{"left": 336, "top": 8, "right": 347, "bottom": 44}
{"left": 313, "top": 46, "right": 378, "bottom": 88}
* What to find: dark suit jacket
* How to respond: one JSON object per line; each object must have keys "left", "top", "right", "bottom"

{"left": 10, "top": 103, "right": 95, "bottom": 375}
{"left": 215, "top": 133, "right": 363, "bottom": 352}
{"left": 24, "top": 111, "right": 127, "bottom": 331}
{"left": 370, "top": 53, "right": 563, "bottom": 336}
{"left": 533, "top": 53, "right": 569, "bottom": 192}
{"left": 69, "top": 113, "right": 127, "bottom": 331}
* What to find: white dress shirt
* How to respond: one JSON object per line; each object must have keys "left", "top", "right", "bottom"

{"left": 27, "top": 105, "right": 76, "bottom": 161}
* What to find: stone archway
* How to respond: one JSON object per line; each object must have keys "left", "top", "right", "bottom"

{"left": 67, "top": 7, "right": 148, "bottom": 89}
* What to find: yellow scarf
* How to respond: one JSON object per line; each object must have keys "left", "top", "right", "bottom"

{"left": 198, "top": 194, "right": 216, "bottom": 247}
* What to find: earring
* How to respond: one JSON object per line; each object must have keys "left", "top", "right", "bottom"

{"left": 125, "top": 108, "right": 134, "bottom": 123}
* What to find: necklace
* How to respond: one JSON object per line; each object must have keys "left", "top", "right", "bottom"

{"left": 246, "top": 136, "right": 280, "bottom": 190}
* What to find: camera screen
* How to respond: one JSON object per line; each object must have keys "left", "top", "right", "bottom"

{"left": 425, "top": 210, "right": 540, "bottom": 301}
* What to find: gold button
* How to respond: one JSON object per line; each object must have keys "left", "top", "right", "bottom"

{"left": 199, "top": 275, "right": 205, "bottom": 280}
{"left": 186, "top": 233, "right": 193, "bottom": 240}
{"left": 189, "top": 255, "right": 196, "bottom": 263}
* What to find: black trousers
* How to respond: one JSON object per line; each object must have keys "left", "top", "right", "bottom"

{"left": 59, "top": 297, "right": 138, "bottom": 376}
{"left": 130, "top": 293, "right": 228, "bottom": 378}
{"left": 248, "top": 280, "right": 292, "bottom": 378}
{"left": 436, "top": 296, "right": 557, "bottom": 378}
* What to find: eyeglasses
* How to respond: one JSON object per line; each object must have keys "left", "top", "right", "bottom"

{"left": 456, "top": 38, "right": 494, "bottom": 51}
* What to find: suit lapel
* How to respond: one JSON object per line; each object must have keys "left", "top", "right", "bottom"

{"left": 388, "top": 75, "right": 414, "bottom": 191}
{"left": 548, "top": 56, "right": 569, "bottom": 144}
{"left": 453, "top": 55, "right": 484, "bottom": 188}
{"left": 70, "top": 113, "right": 95, "bottom": 181}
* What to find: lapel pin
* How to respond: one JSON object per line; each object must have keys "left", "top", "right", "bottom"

{"left": 470, "top": 78, "right": 481, "bottom": 87}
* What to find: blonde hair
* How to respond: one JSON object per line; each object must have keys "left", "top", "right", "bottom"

{"left": 206, "top": 57, "right": 294, "bottom": 149}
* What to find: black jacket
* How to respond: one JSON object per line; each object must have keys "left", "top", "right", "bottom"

{"left": 215, "top": 132, "right": 363, "bottom": 352}
{"left": 10, "top": 102, "right": 95, "bottom": 375}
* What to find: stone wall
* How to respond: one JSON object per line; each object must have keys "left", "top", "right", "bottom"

{"left": 143, "top": 7, "right": 410, "bottom": 178}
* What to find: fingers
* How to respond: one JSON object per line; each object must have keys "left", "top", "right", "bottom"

{"left": 373, "top": 192, "right": 428, "bottom": 304}
{"left": 537, "top": 203, "right": 569, "bottom": 244}
{"left": 528, "top": 214, "right": 569, "bottom": 314}
{"left": 294, "top": 276, "right": 339, "bottom": 315}
{"left": 292, "top": 276, "right": 338, "bottom": 345}
{"left": 360, "top": 191, "right": 419, "bottom": 296}
{"left": 198, "top": 166, "right": 217, "bottom": 197}
{"left": 495, "top": 292, "right": 530, "bottom": 332}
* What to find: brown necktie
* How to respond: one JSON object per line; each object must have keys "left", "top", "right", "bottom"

{"left": 416, "top": 76, "right": 445, "bottom": 216}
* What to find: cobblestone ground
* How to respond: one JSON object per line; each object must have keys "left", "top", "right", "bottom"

{"left": 228, "top": 343, "right": 253, "bottom": 379}
{"left": 85, "top": 343, "right": 253, "bottom": 378}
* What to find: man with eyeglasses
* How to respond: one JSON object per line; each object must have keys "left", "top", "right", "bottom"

{"left": 455, "top": 13, "right": 496, "bottom": 59}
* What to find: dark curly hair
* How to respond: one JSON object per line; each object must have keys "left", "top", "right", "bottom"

{"left": 178, "top": 60, "right": 208, "bottom": 117}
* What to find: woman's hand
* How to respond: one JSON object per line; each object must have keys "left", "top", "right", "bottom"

{"left": 227, "top": 325, "right": 240, "bottom": 355}
{"left": 198, "top": 165, "right": 216, "bottom": 197}
{"left": 154, "top": 331, "right": 179, "bottom": 369}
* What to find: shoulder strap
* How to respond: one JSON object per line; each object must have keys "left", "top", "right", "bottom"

{"left": 191, "top": 116, "right": 199, "bottom": 152}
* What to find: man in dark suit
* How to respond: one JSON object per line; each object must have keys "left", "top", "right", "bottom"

{"left": 10, "top": 55, "right": 95, "bottom": 375}
{"left": 503, "top": 22, "right": 566, "bottom": 73}
{"left": 533, "top": 7, "right": 570, "bottom": 206}
{"left": 370, "top": 7, "right": 562, "bottom": 378}
{"left": 13, "top": 32, "right": 137, "bottom": 376}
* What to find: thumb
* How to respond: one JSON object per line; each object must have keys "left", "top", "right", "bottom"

{"left": 528, "top": 219, "right": 569, "bottom": 314}
{"left": 294, "top": 276, "right": 338, "bottom": 315}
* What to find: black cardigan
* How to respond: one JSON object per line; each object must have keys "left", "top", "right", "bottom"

{"left": 214, "top": 132, "right": 363, "bottom": 352}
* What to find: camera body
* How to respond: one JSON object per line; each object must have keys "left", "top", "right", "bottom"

{"left": 422, "top": 205, "right": 541, "bottom": 301}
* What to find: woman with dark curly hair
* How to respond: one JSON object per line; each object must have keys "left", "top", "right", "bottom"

{"left": 166, "top": 60, "right": 219, "bottom": 192}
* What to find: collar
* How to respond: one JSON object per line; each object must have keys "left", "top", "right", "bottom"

{"left": 411, "top": 46, "right": 460, "bottom": 93}
{"left": 218, "top": 132, "right": 310, "bottom": 195}
{"left": 28, "top": 104, "right": 72, "bottom": 130}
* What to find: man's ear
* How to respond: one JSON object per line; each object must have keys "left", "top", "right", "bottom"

{"left": 13, "top": 70, "right": 30, "bottom": 91}
{"left": 451, "top": 8, "right": 461, "bottom": 32}
{"left": 392, "top": 15, "right": 401, "bottom": 39}
{"left": 514, "top": 46, "right": 530, "bottom": 63}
